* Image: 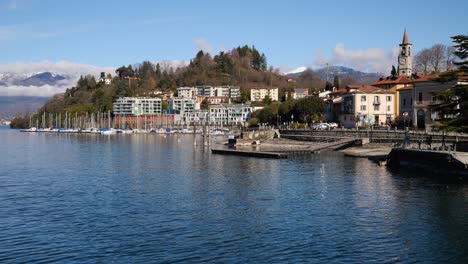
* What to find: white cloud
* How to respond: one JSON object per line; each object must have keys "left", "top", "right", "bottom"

{"left": 0, "top": 84, "right": 67, "bottom": 97}
{"left": 0, "top": 60, "right": 115, "bottom": 77}
{"left": 314, "top": 43, "right": 399, "bottom": 74}
{"left": 194, "top": 38, "right": 213, "bottom": 53}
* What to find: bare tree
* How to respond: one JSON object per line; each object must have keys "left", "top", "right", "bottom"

{"left": 429, "top": 44, "right": 446, "bottom": 73}
{"left": 415, "top": 48, "right": 432, "bottom": 74}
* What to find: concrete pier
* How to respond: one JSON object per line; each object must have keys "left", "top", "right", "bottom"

{"left": 386, "top": 148, "right": 468, "bottom": 179}
{"left": 211, "top": 148, "right": 287, "bottom": 159}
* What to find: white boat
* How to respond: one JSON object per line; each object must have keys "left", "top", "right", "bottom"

{"left": 20, "top": 127, "right": 37, "bottom": 132}
{"left": 100, "top": 128, "right": 117, "bottom": 135}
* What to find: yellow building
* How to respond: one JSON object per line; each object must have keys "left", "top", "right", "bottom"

{"left": 372, "top": 76, "right": 413, "bottom": 118}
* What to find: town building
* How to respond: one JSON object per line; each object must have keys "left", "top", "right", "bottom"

{"left": 177, "top": 87, "right": 198, "bottom": 98}
{"left": 411, "top": 72, "right": 458, "bottom": 128}
{"left": 324, "top": 88, "right": 346, "bottom": 122}
{"left": 168, "top": 98, "right": 200, "bottom": 114}
{"left": 113, "top": 97, "right": 162, "bottom": 116}
{"left": 182, "top": 105, "right": 253, "bottom": 126}
{"left": 339, "top": 85, "right": 395, "bottom": 128}
{"left": 176, "top": 86, "right": 240, "bottom": 99}
{"left": 372, "top": 75, "right": 414, "bottom": 118}
{"left": 293, "top": 88, "right": 309, "bottom": 99}
{"left": 206, "top": 96, "right": 230, "bottom": 105}
{"left": 250, "top": 87, "right": 279, "bottom": 102}
{"left": 209, "top": 105, "right": 253, "bottom": 125}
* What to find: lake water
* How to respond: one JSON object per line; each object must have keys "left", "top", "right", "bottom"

{"left": 0, "top": 127, "right": 467, "bottom": 263}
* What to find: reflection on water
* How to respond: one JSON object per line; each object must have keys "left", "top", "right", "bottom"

{"left": 0, "top": 128, "right": 467, "bottom": 263}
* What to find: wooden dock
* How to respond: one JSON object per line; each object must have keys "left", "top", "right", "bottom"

{"left": 211, "top": 148, "right": 288, "bottom": 159}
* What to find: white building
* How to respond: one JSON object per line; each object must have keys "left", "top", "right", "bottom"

{"left": 113, "top": 97, "right": 162, "bottom": 116}
{"left": 176, "top": 86, "right": 240, "bottom": 99}
{"left": 294, "top": 88, "right": 309, "bottom": 99}
{"left": 177, "top": 87, "right": 198, "bottom": 98}
{"left": 168, "top": 98, "right": 200, "bottom": 114}
{"left": 250, "top": 87, "right": 279, "bottom": 102}
{"left": 183, "top": 110, "right": 210, "bottom": 124}
{"left": 209, "top": 105, "right": 253, "bottom": 125}
{"left": 339, "top": 85, "right": 395, "bottom": 128}
{"left": 181, "top": 105, "right": 253, "bottom": 125}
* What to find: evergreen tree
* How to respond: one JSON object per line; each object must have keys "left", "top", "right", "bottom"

{"left": 431, "top": 35, "right": 468, "bottom": 132}
{"left": 391, "top": 65, "right": 397, "bottom": 77}
{"left": 333, "top": 75, "right": 340, "bottom": 88}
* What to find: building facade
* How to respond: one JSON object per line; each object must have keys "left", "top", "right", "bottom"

{"left": 339, "top": 85, "right": 395, "bottom": 128}
{"left": 113, "top": 97, "right": 162, "bottom": 116}
{"left": 182, "top": 105, "right": 252, "bottom": 126}
{"left": 168, "top": 98, "right": 200, "bottom": 114}
{"left": 250, "top": 87, "right": 279, "bottom": 102}
{"left": 209, "top": 105, "right": 253, "bottom": 125}
{"left": 412, "top": 73, "right": 457, "bottom": 128}
{"left": 293, "top": 88, "right": 309, "bottom": 99}
{"left": 176, "top": 86, "right": 240, "bottom": 99}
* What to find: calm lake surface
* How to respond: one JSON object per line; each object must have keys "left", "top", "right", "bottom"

{"left": 0, "top": 127, "right": 467, "bottom": 263}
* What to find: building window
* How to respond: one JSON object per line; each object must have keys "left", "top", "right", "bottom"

{"left": 419, "top": 92, "right": 423, "bottom": 102}
{"left": 374, "top": 96, "right": 380, "bottom": 104}
{"left": 361, "top": 96, "right": 366, "bottom": 102}
{"left": 374, "top": 105, "right": 380, "bottom": 111}
{"left": 403, "top": 98, "right": 406, "bottom": 106}
{"left": 387, "top": 105, "right": 391, "bottom": 112}
{"left": 360, "top": 105, "right": 366, "bottom": 111}
{"left": 387, "top": 96, "right": 391, "bottom": 102}
{"left": 410, "top": 98, "right": 413, "bottom": 105}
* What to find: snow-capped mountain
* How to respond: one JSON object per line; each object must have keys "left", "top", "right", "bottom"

{"left": 0, "top": 72, "right": 69, "bottom": 87}
{"left": 287, "top": 66, "right": 380, "bottom": 84}
{"left": 283, "top": 66, "right": 308, "bottom": 75}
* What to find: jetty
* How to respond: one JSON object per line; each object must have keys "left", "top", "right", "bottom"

{"left": 386, "top": 148, "right": 468, "bottom": 179}
{"left": 211, "top": 137, "right": 360, "bottom": 159}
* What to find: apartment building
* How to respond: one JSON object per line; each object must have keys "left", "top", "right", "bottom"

{"left": 113, "top": 97, "right": 162, "bottom": 116}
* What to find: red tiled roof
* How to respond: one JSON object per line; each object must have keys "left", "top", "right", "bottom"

{"left": 372, "top": 75, "right": 412, "bottom": 85}
{"left": 346, "top": 84, "right": 395, "bottom": 94}
{"left": 329, "top": 88, "right": 347, "bottom": 95}
{"left": 411, "top": 71, "right": 449, "bottom": 82}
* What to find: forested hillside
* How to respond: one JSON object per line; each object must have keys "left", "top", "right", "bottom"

{"left": 37, "top": 45, "right": 325, "bottom": 116}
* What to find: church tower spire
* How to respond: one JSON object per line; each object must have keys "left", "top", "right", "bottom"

{"left": 398, "top": 29, "right": 412, "bottom": 76}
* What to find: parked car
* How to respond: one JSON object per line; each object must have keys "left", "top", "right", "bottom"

{"left": 328, "top": 122, "right": 338, "bottom": 129}
{"left": 312, "top": 123, "right": 330, "bottom": 130}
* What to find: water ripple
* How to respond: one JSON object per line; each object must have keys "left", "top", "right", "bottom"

{"left": 0, "top": 129, "right": 467, "bottom": 263}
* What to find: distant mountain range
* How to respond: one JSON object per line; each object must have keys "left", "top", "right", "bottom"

{"left": 0, "top": 72, "right": 72, "bottom": 119}
{"left": 0, "top": 71, "right": 68, "bottom": 87}
{"left": 287, "top": 66, "right": 380, "bottom": 85}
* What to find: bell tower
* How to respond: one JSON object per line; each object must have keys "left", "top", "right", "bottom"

{"left": 398, "top": 29, "right": 412, "bottom": 76}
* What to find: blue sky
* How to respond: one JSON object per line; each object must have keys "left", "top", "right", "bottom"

{"left": 0, "top": 0, "right": 467, "bottom": 73}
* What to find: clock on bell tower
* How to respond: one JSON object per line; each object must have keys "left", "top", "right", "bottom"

{"left": 398, "top": 29, "right": 412, "bottom": 77}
